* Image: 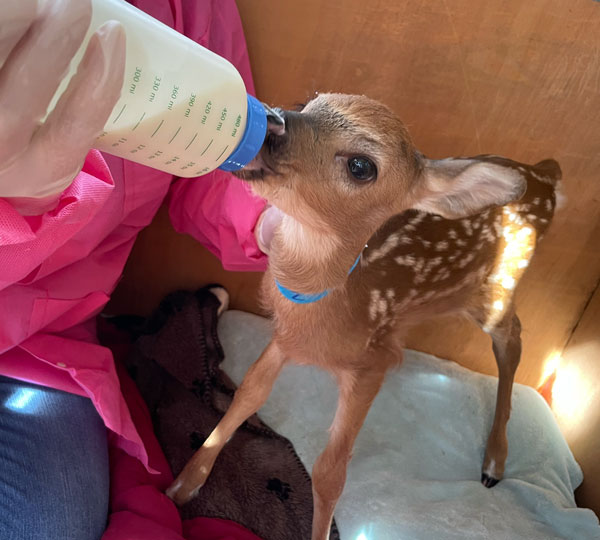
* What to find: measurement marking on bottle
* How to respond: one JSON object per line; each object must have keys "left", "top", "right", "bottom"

{"left": 200, "top": 139, "right": 213, "bottom": 156}
{"left": 215, "top": 145, "right": 229, "bottom": 162}
{"left": 112, "top": 104, "right": 127, "bottom": 124}
{"left": 151, "top": 120, "right": 165, "bottom": 138}
{"left": 169, "top": 126, "right": 182, "bottom": 144}
{"left": 132, "top": 112, "right": 146, "bottom": 131}
{"left": 185, "top": 133, "right": 198, "bottom": 150}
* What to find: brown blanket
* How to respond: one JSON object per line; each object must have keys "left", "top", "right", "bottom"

{"left": 120, "top": 288, "right": 340, "bottom": 540}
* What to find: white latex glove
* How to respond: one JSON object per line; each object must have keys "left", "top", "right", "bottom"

{"left": 254, "top": 205, "right": 283, "bottom": 255}
{"left": 0, "top": 0, "right": 125, "bottom": 214}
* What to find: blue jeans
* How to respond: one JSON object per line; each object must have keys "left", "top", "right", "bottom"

{"left": 0, "top": 376, "right": 109, "bottom": 540}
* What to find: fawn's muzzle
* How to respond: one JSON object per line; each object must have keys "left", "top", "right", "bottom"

{"left": 234, "top": 105, "right": 288, "bottom": 180}
{"left": 264, "top": 104, "right": 286, "bottom": 136}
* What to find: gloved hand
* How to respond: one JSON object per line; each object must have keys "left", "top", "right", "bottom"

{"left": 0, "top": 0, "right": 125, "bottom": 214}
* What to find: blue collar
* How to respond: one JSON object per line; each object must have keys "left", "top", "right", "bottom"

{"left": 275, "top": 253, "right": 362, "bottom": 304}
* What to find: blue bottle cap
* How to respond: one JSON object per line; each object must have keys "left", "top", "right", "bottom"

{"left": 218, "top": 94, "right": 267, "bottom": 171}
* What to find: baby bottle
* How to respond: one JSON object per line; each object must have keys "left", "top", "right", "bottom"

{"left": 45, "top": 0, "right": 267, "bottom": 176}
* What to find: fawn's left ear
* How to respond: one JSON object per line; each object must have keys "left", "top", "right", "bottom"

{"left": 411, "top": 157, "right": 526, "bottom": 219}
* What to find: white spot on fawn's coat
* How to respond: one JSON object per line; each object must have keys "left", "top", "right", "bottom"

{"left": 367, "top": 234, "right": 399, "bottom": 262}
{"left": 368, "top": 289, "right": 388, "bottom": 321}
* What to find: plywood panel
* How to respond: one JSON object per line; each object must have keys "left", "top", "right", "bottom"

{"left": 234, "top": 0, "right": 600, "bottom": 387}
{"left": 554, "top": 283, "right": 600, "bottom": 513}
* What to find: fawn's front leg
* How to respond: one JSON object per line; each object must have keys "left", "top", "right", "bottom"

{"left": 311, "top": 366, "right": 387, "bottom": 540}
{"left": 166, "top": 340, "right": 286, "bottom": 505}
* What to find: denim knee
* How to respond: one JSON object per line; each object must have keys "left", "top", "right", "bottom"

{"left": 0, "top": 377, "right": 109, "bottom": 540}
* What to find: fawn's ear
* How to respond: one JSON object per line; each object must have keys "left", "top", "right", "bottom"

{"left": 412, "top": 158, "right": 526, "bottom": 219}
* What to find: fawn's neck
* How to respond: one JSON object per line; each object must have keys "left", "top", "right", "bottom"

{"left": 268, "top": 214, "right": 365, "bottom": 295}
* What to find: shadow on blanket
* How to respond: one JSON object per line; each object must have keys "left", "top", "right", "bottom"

{"left": 111, "top": 288, "right": 340, "bottom": 540}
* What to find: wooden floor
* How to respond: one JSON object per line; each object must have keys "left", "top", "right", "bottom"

{"left": 109, "top": 0, "right": 600, "bottom": 514}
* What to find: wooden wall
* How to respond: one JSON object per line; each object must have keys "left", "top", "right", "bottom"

{"left": 232, "top": 0, "right": 600, "bottom": 386}
{"left": 108, "top": 0, "right": 600, "bottom": 512}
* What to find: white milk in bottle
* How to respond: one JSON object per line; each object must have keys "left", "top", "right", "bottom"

{"left": 45, "top": 0, "right": 267, "bottom": 176}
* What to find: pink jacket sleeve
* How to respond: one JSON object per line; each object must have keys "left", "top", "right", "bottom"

{"left": 164, "top": 0, "right": 268, "bottom": 272}
{"left": 0, "top": 151, "right": 114, "bottom": 292}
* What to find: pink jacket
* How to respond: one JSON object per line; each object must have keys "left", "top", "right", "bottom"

{"left": 0, "top": 1, "right": 265, "bottom": 538}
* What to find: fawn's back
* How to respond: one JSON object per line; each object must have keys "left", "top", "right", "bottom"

{"left": 361, "top": 155, "right": 560, "bottom": 329}
{"left": 262, "top": 155, "right": 560, "bottom": 368}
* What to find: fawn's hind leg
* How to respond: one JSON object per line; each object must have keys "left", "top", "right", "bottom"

{"left": 475, "top": 308, "right": 522, "bottom": 487}
{"left": 166, "top": 341, "right": 285, "bottom": 504}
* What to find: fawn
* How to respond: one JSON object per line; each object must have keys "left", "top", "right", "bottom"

{"left": 167, "top": 93, "right": 560, "bottom": 539}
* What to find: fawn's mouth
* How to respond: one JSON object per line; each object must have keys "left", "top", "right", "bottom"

{"left": 233, "top": 146, "right": 278, "bottom": 180}
{"left": 233, "top": 105, "right": 287, "bottom": 181}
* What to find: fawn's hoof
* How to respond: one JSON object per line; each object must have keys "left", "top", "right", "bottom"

{"left": 166, "top": 446, "right": 217, "bottom": 505}
{"left": 166, "top": 477, "right": 205, "bottom": 506}
{"left": 481, "top": 472, "right": 500, "bottom": 488}
{"left": 208, "top": 286, "right": 229, "bottom": 316}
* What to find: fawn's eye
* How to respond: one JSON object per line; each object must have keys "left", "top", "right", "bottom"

{"left": 347, "top": 156, "right": 377, "bottom": 182}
